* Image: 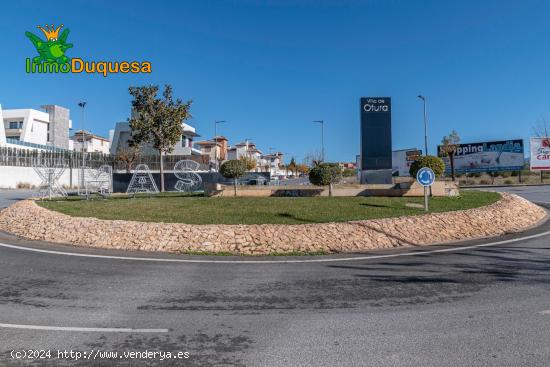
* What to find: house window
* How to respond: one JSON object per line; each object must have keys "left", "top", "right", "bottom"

{"left": 8, "top": 121, "right": 23, "bottom": 129}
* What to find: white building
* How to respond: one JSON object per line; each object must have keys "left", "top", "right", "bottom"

{"left": 261, "top": 152, "right": 285, "bottom": 176}
{"left": 227, "top": 140, "right": 285, "bottom": 175}
{"left": 71, "top": 130, "right": 110, "bottom": 154}
{"left": 227, "top": 141, "right": 262, "bottom": 161}
{"left": 0, "top": 104, "right": 72, "bottom": 151}
{"left": 109, "top": 121, "right": 201, "bottom": 156}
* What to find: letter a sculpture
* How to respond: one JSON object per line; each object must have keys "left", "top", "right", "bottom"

{"left": 173, "top": 160, "right": 202, "bottom": 192}
{"left": 126, "top": 164, "right": 159, "bottom": 194}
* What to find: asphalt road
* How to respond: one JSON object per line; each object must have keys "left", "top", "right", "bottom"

{"left": 1, "top": 187, "right": 550, "bottom": 366}
{"left": 0, "top": 190, "right": 36, "bottom": 208}
{"left": 475, "top": 184, "right": 550, "bottom": 204}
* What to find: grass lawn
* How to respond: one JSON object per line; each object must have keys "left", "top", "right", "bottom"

{"left": 36, "top": 191, "right": 501, "bottom": 225}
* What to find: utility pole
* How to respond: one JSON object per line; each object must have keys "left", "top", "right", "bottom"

{"left": 312, "top": 120, "right": 325, "bottom": 162}
{"left": 417, "top": 95, "right": 428, "bottom": 156}
{"left": 214, "top": 120, "right": 226, "bottom": 171}
{"left": 78, "top": 101, "right": 87, "bottom": 195}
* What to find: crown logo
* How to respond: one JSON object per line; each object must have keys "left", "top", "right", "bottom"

{"left": 37, "top": 24, "right": 64, "bottom": 41}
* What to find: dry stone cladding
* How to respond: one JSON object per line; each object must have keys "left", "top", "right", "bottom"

{"left": 0, "top": 193, "right": 545, "bottom": 255}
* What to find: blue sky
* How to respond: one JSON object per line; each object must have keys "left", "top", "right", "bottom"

{"left": 1, "top": 0, "right": 549, "bottom": 162}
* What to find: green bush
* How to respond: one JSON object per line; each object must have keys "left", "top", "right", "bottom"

{"left": 504, "top": 179, "right": 514, "bottom": 185}
{"left": 309, "top": 163, "right": 342, "bottom": 196}
{"left": 409, "top": 155, "right": 445, "bottom": 178}
{"left": 342, "top": 168, "right": 356, "bottom": 177}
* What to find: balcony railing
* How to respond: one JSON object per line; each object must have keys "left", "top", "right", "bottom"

{"left": 5, "top": 138, "right": 69, "bottom": 152}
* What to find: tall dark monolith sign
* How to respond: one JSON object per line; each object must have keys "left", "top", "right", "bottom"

{"left": 360, "top": 97, "right": 392, "bottom": 184}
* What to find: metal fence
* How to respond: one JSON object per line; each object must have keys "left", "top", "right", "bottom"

{"left": 0, "top": 146, "right": 211, "bottom": 171}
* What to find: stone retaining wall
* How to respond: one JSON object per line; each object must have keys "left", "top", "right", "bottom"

{"left": 205, "top": 181, "right": 459, "bottom": 197}
{"left": 0, "top": 193, "right": 545, "bottom": 255}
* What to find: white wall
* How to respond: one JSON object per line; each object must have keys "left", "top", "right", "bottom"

{"left": 0, "top": 105, "right": 5, "bottom": 145}
{"left": 0, "top": 166, "right": 83, "bottom": 189}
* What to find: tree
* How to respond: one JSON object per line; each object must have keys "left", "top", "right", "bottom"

{"left": 409, "top": 155, "right": 445, "bottom": 178}
{"left": 297, "top": 163, "right": 309, "bottom": 175}
{"left": 220, "top": 159, "right": 247, "bottom": 196}
{"left": 128, "top": 84, "right": 192, "bottom": 192}
{"left": 440, "top": 130, "right": 461, "bottom": 181}
{"left": 308, "top": 163, "right": 342, "bottom": 197}
{"left": 239, "top": 155, "right": 257, "bottom": 171}
{"left": 116, "top": 146, "right": 141, "bottom": 173}
{"left": 287, "top": 157, "right": 298, "bottom": 176}
{"left": 533, "top": 116, "right": 550, "bottom": 138}
{"left": 304, "top": 151, "right": 323, "bottom": 167}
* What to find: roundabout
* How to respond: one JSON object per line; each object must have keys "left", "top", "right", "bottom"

{"left": 0, "top": 191, "right": 544, "bottom": 256}
{"left": 1, "top": 189, "right": 550, "bottom": 366}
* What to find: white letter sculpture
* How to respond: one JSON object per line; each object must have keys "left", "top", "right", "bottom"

{"left": 33, "top": 158, "right": 68, "bottom": 199}
{"left": 127, "top": 164, "right": 159, "bottom": 194}
{"left": 174, "top": 160, "right": 202, "bottom": 192}
{"left": 82, "top": 165, "right": 113, "bottom": 198}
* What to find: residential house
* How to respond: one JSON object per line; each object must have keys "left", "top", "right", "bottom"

{"left": 71, "top": 130, "right": 110, "bottom": 154}
{"left": 109, "top": 121, "right": 201, "bottom": 156}
{"left": 0, "top": 104, "right": 72, "bottom": 151}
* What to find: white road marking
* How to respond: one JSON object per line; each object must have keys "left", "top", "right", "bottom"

{"left": 539, "top": 310, "right": 550, "bottom": 315}
{"left": 1, "top": 228, "right": 550, "bottom": 264}
{"left": 0, "top": 322, "right": 168, "bottom": 333}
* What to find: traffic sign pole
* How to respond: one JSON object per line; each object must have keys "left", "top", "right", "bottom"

{"left": 416, "top": 167, "right": 435, "bottom": 212}
{"left": 424, "top": 186, "right": 428, "bottom": 211}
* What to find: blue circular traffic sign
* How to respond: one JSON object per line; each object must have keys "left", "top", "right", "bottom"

{"left": 416, "top": 167, "right": 435, "bottom": 187}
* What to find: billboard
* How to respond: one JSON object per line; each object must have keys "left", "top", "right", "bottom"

{"left": 530, "top": 137, "right": 550, "bottom": 170}
{"left": 437, "top": 139, "right": 524, "bottom": 173}
{"left": 360, "top": 97, "right": 392, "bottom": 170}
{"left": 392, "top": 148, "right": 421, "bottom": 176}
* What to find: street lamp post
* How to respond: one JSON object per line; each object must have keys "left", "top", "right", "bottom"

{"left": 268, "top": 147, "right": 275, "bottom": 174}
{"left": 214, "top": 120, "right": 226, "bottom": 170}
{"left": 312, "top": 120, "right": 325, "bottom": 162}
{"left": 417, "top": 95, "right": 428, "bottom": 156}
{"left": 78, "top": 101, "right": 87, "bottom": 195}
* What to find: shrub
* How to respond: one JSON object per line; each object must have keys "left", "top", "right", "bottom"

{"left": 409, "top": 155, "right": 445, "bottom": 178}
{"left": 459, "top": 178, "right": 475, "bottom": 186}
{"left": 342, "top": 168, "right": 356, "bottom": 177}
{"left": 308, "top": 163, "right": 342, "bottom": 197}
{"left": 504, "top": 179, "right": 514, "bottom": 185}
{"left": 220, "top": 160, "right": 247, "bottom": 196}
{"left": 16, "top": 182, "right": 33, "bottom": 189}
{"left": 479, "top": 178, "right": 492, "bottom": 185}
{"left": 468, "top": 172, "right": 482, "bottom": 178}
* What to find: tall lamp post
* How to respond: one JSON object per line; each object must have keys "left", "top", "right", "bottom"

{"left": 78, "top": 101, "right": 87, "bottom": 194}
{"left": 312, "top": 120, "right": 325, "bottom": 162}
{"left": 214, "top": 120, "right": 226, "bottom": 170}
{"left": 268, "top": 147, "right": 275, "bottom": 174}
{"left": 417, "top": 95, "right": 428, "bottom": 156}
